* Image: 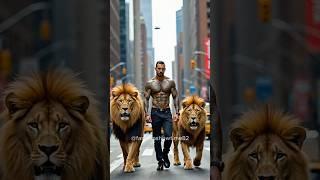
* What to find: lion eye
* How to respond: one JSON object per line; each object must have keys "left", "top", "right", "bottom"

{"left": 28, "top": 122, "right": 38, "bottom": 129}
{"left": 59, "top": 122, "right": 69, "bottom": 129}
{"left": 276, "top": 152, "right": 286, "bottom": 160}
{"left": 249, "top": 152, "right": 258, "bottom": 160}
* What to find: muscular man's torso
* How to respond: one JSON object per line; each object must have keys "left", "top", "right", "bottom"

{"left": 146, "top": 77, "right": 174, "bottom": 109}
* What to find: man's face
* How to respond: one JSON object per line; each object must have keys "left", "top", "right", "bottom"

{"left": 155, "top": 64, "right": 165, "bottom": 77}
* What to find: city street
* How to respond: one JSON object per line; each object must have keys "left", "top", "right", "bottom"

{"left": 110, "top": 133, "right": 210, "bottom": 180}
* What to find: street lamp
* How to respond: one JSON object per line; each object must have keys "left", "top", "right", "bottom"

{"left": 0, "top": 2, "right": 50, "bottom": 33}
{"left": 110, "top": 62, "right": 126, "bottom": 72}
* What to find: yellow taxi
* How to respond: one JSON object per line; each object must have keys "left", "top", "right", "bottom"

{"left": 144, "top": 122, "right": 153, "bottom": 133}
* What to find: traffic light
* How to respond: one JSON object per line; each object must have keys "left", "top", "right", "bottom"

{"left": 0, "top": 49, "right": 12, "bottom": 77}
{"left": 40, "top": 19, "right": 52, "bottom": 41}
{"left": 258, "top": 0, "right": 271, "bottom": 23}
{"left": 122, "top": 67, "right": 127, "bottom": 75}
{"left": 190, "top": 59, "right": 196, "bottom": 70}
{"left": 110, "top": 76, "right": 114, "bottom": 87}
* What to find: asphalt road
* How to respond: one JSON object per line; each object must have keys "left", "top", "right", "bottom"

{"left": 110, "top": 133, "right": 210, "bottom": 180}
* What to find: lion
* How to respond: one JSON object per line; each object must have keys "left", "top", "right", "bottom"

{"left": 173, "top": 95, "right": 207, "bottom": 170}
{"left": 223, "top": 106, "right": 309, "bottom": 180}
{"left": 0, "top": 70, "right": 107, "bottom": 180}
{"left": 110, "top": 83, "right": 145, "bottom": 173}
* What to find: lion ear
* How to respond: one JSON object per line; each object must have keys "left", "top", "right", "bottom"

{"left": 200, "top": 102, "right": 206, "bottom": 108}
{"left": 131, "top": 91, "right": 138, "bottom": 98}
{"left": 230, "top": 127, "right": 251, "bottom": 150}
{"left": 70, "top": 96, "right": 89, "bottom": 114}
{"left": 182, "top": 100, "right": 188, "bottom": 109}
{"left": 111, "top": 90, "right": 118, "bottom": 98}
{"left": 282, "top": 126, "right": 306, "bottom": 149}
{"left": 5, "top": 92, "right": 31, "bottom": 114}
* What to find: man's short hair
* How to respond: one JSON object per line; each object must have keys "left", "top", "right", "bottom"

{"left": 155, "top": 61, "right": 165, "bottom": 67}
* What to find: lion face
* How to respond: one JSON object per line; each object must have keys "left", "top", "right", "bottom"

{"left": 114, "top": 94, "right": 136, "bottom": 121}
{"left": 111, "top": 85, "right": 139, "bottom": 122}
{"left": 230, "top": 123, "right": 307, "bottom": 180}
{"left": 5, "top": 93, "right": 89, "bottom": 178}
{"left": 180, "top": 96, "right": 206, "bottom": 131}
{"left": 241, "top": 134, "right": 290, "bottom": 180}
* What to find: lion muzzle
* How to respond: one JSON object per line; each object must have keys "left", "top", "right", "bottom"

{"left": 120, "top": 112, "right": 131, "bottom": 121}
{"left": 189, "top": 117, "right": 199, "bottom": 130}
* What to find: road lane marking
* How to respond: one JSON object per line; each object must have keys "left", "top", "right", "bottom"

{"left": 110, "top": 158, "right": 123, "bottom": 173}
{"left": 110, "top": 134, "right": 153, "bottom": 174}
{"left": 141, "top": 134, "right": 152, "bottom": 145}
{"left": 142, "top": 148, "right": 153, "bottom": 156}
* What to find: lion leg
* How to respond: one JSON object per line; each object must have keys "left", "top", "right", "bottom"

{"left": 124, "top": 142, "right": 139, "bottom": 173}
{"left": 173, "top": 131, "right": 181, "bottom": 166}
{"left": 193, "top": 142, "right": 203, "bottom": 167}
{"left": 133, "top": 139, "right": 142, "bottom": 167}
{"left": 119, "top": 140, "right": 129, "bottom": 170}
{"left": 181, "top": 143, "right": 193, "bottom": 170}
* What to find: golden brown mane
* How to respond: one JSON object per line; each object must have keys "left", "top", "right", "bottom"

{"left": 0, "top": 69, "right": 107, "bottom": 180}
{"left": 110, "top": 83, "right": 144, "bottom": 132}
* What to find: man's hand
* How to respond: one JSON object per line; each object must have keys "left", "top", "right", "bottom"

{"left": 173, "top": 113, "right": 179, "bottom": 122}
{"left": 145, "top": 114, "right": 152, "bottom": 123}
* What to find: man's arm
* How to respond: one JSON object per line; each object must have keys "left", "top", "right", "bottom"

{"left": 171, "top": 80, "right": 179, "bottom": 114}
{"left": 144, "top": 82, "right": 151, "bottom": 114}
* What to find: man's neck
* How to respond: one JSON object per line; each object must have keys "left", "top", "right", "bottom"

{"left": 156, "top": 76, "right": 165, "bottom": 81}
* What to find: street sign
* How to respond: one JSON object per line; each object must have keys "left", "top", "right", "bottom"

{"left": 190, "top": 85, "right": 196, "bottom": 94}
{"left": 256, "top": 76, "right": 272, "bottom": 102}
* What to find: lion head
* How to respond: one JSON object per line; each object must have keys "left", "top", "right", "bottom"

{"left": 110, "top": 84, "right": 144, "bottom": 132}
{"left": 224, "top": 106, "right": 309, "bottom": 180}
{"left": 180, "top": 95, "right": 207, "bottom": 132}
{"left": 0, "top": 70, "right": 107, "bottom": 180}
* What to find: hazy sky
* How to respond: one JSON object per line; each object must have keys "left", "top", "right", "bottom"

{"left": 128, "top": 0, "right": 182, "bottom": 79}
{"left": 152, "top": 0, "right": 183, "bottom": 79}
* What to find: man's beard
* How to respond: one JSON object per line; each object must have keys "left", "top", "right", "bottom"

{"left": 157, "top": 73, "right": 164, "bottom": 77}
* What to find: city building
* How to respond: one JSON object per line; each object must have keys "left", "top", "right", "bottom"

{"left": 140, "top": 0, "right": 154, "bottom": 79}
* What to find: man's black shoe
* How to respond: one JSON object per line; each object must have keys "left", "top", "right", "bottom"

{"left": 157, "top": 160, "right": 164, "bottom": 171}
{"left": 163, "top": 152, "right": 170, "bottom": 168}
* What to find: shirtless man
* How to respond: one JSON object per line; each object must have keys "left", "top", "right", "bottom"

{"left": 144, "top": 61, "right": 179, "bottom": 171}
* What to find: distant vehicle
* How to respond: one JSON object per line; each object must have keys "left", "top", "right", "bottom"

{"left": 144, "top": 122, "right": 152, "bottom": 133}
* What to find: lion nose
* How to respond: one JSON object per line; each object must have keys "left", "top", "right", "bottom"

{"left": 258, "top": 176, "right": 275, "bottom": 180}
{"left": 39, "top": 145, "right": 59, "bottom": 156}
{"left": 122, "top": 107, "right": 128, "bottom": 111}
{"left": 191, "top": 117, "right": 196, "bottom": 120}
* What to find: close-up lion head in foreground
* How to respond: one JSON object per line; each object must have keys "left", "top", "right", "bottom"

{"left": 223, "top": 106, "right": 309, "bottom": 180}
{"left": 174, "top": 95, "right": 207, "bottom": 170}
{"left": 0, "top": 70, "right": 107, "bottom": 180}
{"left": 110, "top": 83, "right": 145, "bottom": 173}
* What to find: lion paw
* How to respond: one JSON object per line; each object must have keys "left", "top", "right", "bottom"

{"left": 184, "top": 160, "right": 193, "bottom": 170}
{"left": 174, "top": 161, "right": 181, "bottom": 166}
{"left": 133, "top": 162, "right": 141, "bottom": 167}
{"left": 124, "top": 163, "right": 135, "bottom": 173}
{"left": 193, "top": 159, "right": 201, "bottom": 166}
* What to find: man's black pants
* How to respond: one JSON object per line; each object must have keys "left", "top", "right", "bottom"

{"left": 151, "top": 108, "right": 172, "bottom": 162}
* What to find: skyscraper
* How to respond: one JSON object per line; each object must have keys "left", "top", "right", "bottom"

{"left": 140, "top": 0, "right": 154, "bottom": 79}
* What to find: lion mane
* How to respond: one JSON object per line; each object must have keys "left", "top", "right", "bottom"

{"left": 223, "top": 106, "right": 309, "bottom": 180}
{"left": 110, "top": 83, "right": 145, "bottom": 172}
{"left": 0, "top": 70, "right": 107, "bottom": 180}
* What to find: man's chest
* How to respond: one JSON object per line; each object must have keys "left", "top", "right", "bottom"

{"left": 149, "top": 80, "right": 172, "bottom": 93}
